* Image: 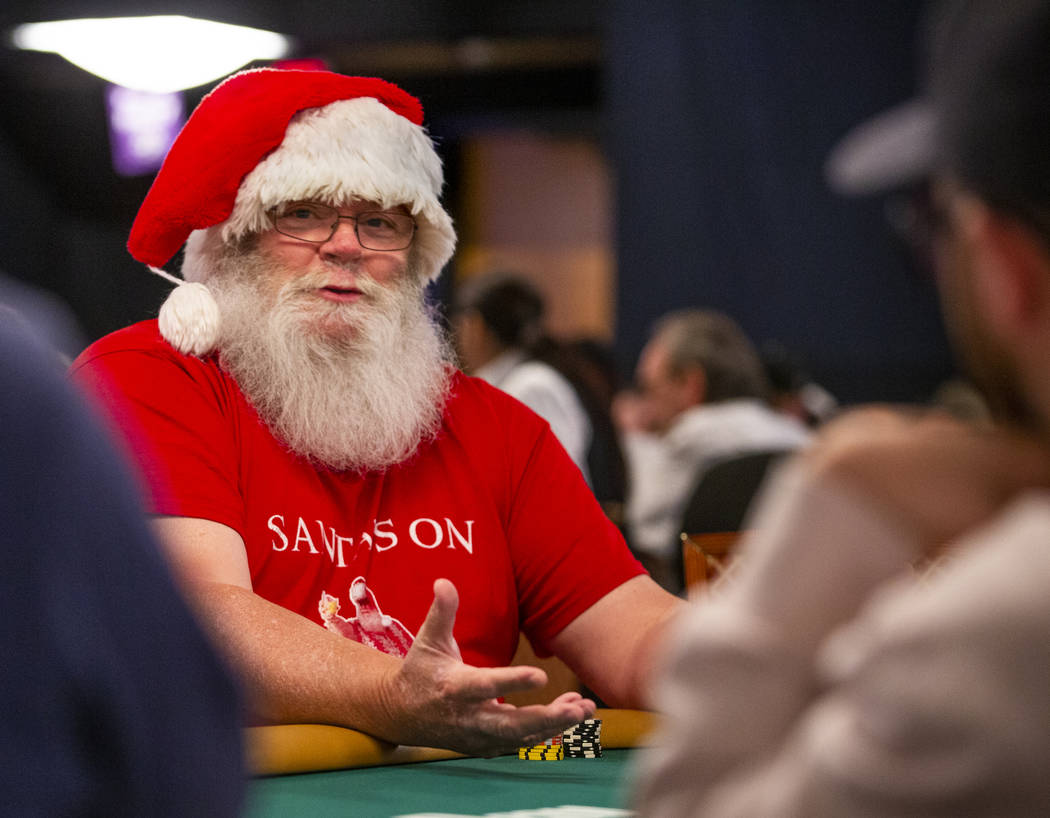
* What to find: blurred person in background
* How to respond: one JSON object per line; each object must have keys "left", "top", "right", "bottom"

{"left": 453, "top": 271, "right": 629, "bottom": 526}
{"left": 635, "top": 1, "right": 1050, "bottom": 815}
{"left": 618, "top": 309, "right": 811, "bottom": 592}
{"left": 563, "top": 335, "right": 632, "bottom": 530}
{"left": 760, "top": 340, "right": 838, "bottom": 428}
{"left": 453, "top": 271, "right": 593, "bottom": 481}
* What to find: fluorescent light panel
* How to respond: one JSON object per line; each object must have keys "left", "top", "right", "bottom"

{"left": 12, "top": 15, "right": 290, "bottom": 93}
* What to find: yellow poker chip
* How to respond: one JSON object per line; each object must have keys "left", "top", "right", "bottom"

{"left": 518, "top": 743, "right": 564, "bottom": 761}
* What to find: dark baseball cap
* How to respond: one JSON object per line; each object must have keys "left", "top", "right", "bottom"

{"left": 826, "top": 0, "right": 1050, "bottom": 212}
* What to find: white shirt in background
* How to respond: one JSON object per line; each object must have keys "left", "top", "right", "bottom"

{"left": 475, "top": 350, "right": 593, "bottom": 484}
{"left": 625, "top": 399, "right": 811, "bottom": 558}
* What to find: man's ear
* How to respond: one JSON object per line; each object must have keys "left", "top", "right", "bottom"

{"left": 954, "top": 195, "right": 1049, "bottom": 335}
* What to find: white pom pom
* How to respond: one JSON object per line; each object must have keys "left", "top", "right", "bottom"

{"left": 157, "top": 281, "right": 221, "bottom": 356}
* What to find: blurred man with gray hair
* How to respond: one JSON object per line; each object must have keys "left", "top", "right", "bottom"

{"left": 620, "top": 309, "right": 810, "bottom": 591}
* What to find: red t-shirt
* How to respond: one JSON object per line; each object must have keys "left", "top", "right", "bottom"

{"left": 71, "top": 320, "right": 643, "bottom": 668}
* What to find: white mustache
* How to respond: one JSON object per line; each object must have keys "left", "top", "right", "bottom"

{"left": 279, "top": 267, "right": 385, "bottom": 300}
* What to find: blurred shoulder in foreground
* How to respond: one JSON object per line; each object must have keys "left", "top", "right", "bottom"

{"left": 0, "top": 314, "right": 244, "bottom": 815}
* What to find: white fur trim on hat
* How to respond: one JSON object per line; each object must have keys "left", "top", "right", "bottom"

{"left": 220, "top": 96, "right": 455, "bottom": 284}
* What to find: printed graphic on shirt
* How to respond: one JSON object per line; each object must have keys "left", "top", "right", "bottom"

{"left": 319, "top": 577, "right": 415, "bottom": 657}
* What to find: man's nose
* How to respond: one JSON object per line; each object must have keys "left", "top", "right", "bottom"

{"left": 320, "top": 218, "right": 363, "bottom": 261}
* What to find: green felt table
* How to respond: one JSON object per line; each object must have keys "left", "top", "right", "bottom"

{"left": 246, "top": 749, "right": 636, "bottom": 817}
{"left": 242, "top": 708, "right": 654, "bottom": 818}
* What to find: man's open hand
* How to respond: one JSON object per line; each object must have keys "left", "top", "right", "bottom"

{"left": 376, "top": 578, "right": 596, "bottom": 756}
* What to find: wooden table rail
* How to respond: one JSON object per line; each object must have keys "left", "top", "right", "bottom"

{"left": 246, "top": 707, "right": 657, "bottom": 776}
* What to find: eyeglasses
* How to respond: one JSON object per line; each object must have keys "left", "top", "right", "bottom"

{"left": 267, "top": 201, "right": 417, "bottom": 250}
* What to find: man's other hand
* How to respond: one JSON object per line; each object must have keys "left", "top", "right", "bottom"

{"left": 378, "top": 578, "right": 596, "bottom": 756}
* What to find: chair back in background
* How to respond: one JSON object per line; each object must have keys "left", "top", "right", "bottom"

{"left": 678, "top": 449, "right": 791, "bottom": 595}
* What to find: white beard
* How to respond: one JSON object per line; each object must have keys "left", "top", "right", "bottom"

{"left": 203, "top": 241, "right": 453, "bottom": 473}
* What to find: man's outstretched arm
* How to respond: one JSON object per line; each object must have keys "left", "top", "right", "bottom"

{"left": 153, "top": 516, "right": 595, "bottom": 756}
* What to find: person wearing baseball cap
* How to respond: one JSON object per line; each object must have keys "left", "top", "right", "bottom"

{"left": 635, "top": 2, "right": 1050, "bottom": 815}
{"left": 70, "top": 67, "right": 681, "bottom": 756}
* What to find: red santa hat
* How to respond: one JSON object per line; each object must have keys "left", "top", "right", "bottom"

{"left": 129, "top": 67, "right": 456, "bottom": 356}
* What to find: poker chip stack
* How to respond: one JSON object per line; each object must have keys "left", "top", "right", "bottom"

{"left": 518, "top": 734, "right": 564, "bottom": 761}
{"left": 561, "top": 718, "right": 602, "bottom": 758}
{"left": 517, "top": 717, "right": 604, "bottom": 761}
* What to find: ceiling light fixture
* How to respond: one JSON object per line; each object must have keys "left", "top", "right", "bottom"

{"left": 11, "top": 15, "right": 291, "bottom": 93}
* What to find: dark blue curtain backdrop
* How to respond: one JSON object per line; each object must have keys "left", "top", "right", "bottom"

{"left": 605, "top": 2, "right": 954, "bottom": 405}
